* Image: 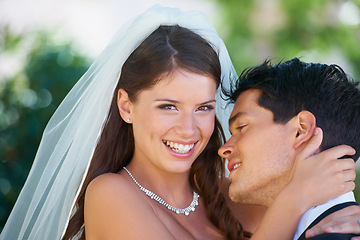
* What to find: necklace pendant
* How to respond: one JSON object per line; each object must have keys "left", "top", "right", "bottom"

{"left": 123, "top": 167, "right": 200, "bottom": 216}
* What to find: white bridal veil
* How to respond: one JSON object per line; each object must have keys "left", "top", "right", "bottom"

{"left": 0, "top": 5, "right": 236, "bottom": 239}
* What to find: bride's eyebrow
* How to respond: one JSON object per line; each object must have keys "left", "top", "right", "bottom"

{"left": 154, "top": 99, "right": 216, "bottom": 105}
{"left": 200, "top": 100, "right": 216, "bottom": 105}
{"left": 154, "top": 99, "right": 179, "bottom": 103}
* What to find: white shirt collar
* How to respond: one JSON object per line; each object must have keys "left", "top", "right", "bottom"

{"left": 293, "top": 191, "right": 356, "bottom": 240}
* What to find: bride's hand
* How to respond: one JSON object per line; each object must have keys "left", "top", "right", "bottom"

{"left": 305, "top": 205, "right": 360, "bottom": 239}
{"left": 285, "top": 127, "right": 356, "bottom": 212}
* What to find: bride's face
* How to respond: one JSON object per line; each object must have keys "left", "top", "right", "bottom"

{"left": 128, "top": 69, "right": 217, "bottom": 174}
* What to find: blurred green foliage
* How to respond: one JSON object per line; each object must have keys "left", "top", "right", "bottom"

{"left": 212, "top": 0, "right": 360, "bottom": 80}
{"left": 0, "top": 27, "right": 90, "bottom": 230}
{"left": 356, "top": 170, "right": 360, "bottom": 203}
{"left": 211, "top": 0, "right": 360, "bottom": 202}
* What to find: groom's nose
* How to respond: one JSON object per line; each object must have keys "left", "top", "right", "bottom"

{"left": 218, "top": 139, "right": 235, "bottom": 159}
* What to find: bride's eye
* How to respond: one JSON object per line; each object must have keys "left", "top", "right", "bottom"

{"left": 158, "top": 104, "right": 177, "bottom": 111}
{"left": 197, "top": 105, "right": 214, "bottom": 112}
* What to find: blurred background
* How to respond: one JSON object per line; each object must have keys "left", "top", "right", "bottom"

{"left": 0, "top": 0, "right": 359, "bottom": 231}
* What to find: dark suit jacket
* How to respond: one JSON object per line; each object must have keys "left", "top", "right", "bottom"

{"left": 297, "top": 201, "right": 359, "bottom": 240}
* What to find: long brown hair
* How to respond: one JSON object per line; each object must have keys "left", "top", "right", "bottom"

{"left": 62, "top": 25, "right": 245, "bottom": 240}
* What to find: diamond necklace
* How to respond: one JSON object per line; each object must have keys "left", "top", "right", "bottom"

{"left": 123, "top": 167, "right": 199, "bottom": 216}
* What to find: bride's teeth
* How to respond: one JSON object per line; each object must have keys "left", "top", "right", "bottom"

{"left": 163, "top": 140, "right": 194, "bottom": 153}
{"left": 184, "top": 145, "right": 190, "bottom": 152}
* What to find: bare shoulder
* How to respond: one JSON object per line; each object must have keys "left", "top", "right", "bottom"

{"left": 85, "top": 172, "right": 134, "bottom": 210}
{"left": 84, "top": 172, "right": 136, "bottom": 228}
{"left": 84, "top": 172, "right": 175, "bottom": 240}
{"left": 86, "top": 172, "right": 130, "bottom": 197}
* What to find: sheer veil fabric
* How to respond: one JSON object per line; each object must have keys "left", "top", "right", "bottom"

{"left": 0, "top": 5, "right": 236, "bottom": 239}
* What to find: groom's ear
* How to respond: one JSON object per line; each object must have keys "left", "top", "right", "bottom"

{"left": 293, "top": 110, "right": 316, "bottom": 149}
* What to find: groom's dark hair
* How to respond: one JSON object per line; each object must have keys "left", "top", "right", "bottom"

{"left": 224, "top": 57, "right": 360, "bottom": 161}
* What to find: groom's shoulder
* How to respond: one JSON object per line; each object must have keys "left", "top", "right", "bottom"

{"left": 306, "top": 232, "right": 358, "bottom": 240}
